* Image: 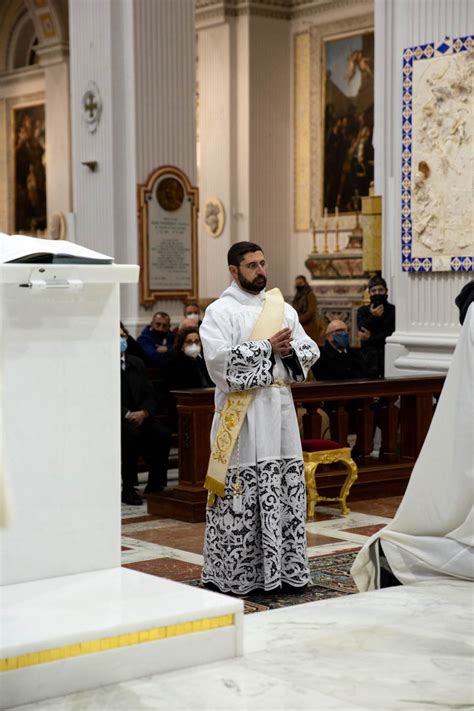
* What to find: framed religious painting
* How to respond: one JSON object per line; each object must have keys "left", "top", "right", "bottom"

{"left": 13, "top": 103, "right": 47, "bottom": 234}
{"left": 401, "top": 36, "right": 473, "bottom": 272}
{"left": 322, "top": 30, "right": 374, "bottom": 217}
{"left": 137, "top": 165, "right": 199, "bottom": 303}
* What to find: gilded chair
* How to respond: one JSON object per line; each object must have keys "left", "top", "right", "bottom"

{"left": 302, "top": 439, "right": 358, "bottom": 518}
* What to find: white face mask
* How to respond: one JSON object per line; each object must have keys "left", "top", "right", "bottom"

{"left": 186, "top": 313, "right": 200, "bottom": 323}
{"left": 184, "top": 343, "right": 201, "bottom": 359}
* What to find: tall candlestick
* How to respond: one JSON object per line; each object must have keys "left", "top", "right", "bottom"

{"left": 310, "top": 217, "right": 318, "bottom": 254}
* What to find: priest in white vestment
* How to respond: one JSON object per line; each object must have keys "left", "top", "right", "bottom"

{"left": 199, "top": 242, "right": 319, "bottom": 594}
{"left": 352, "top": 299, "right": 474, "bottom": 591}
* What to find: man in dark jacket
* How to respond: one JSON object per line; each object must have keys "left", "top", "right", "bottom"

{"left": 136, "top": 311, "right": 174, "bottom": 368}
{"left": 357, "top": 276, "right": 395, "bottom": 377}
{"left": 312, "top": 320, "right": 366, "bottom": 381}
{"left": 120, "top": 327, "right": 171, "bottom": 505}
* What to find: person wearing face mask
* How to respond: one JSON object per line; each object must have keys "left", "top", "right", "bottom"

{"left": 172, "top": 303, "right": 202, "bottom": 334}
{"left": 120, "top": 327, "right": 172, "bottom": 505}
{"left": 357, "top": 276, "right": 395, "bottom": 378}
{"left": 312, "top": 320, "right": 366, "bottom": 381}
{"left": 169, "top": 327, "right": 214, "bottom": 390}
{"left": 292, "top": 275, "right": 324, "bottom": 344}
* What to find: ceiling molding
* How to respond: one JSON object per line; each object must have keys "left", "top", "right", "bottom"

{"left": 196, "top": 0, "right": 373, "bottom": 23}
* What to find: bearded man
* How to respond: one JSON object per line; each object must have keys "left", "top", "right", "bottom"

{"left": 199, "top": 242, "right": 319, "bottom": 595}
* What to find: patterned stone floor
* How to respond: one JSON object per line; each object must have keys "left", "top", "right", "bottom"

{"left": 122, "top": 469, "right": 402, "bottom": 596}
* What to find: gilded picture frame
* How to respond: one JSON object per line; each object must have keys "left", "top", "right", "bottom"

{"left": 307, "top": 14, "right": 373, "bottom": 233}
{"left": 321, "top": 30, "right": 374, "bottom": 217}
{"left": 12, "top": 102, "right": 47, "bottom": 234}
{"left": 137, "top": 165, "right": 199, "bottom": 304}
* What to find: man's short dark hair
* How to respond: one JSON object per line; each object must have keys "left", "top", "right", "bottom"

{"left": 368, "top": 275, "right": 387, "bottom": 290}
{"left": 227, "top": 242, "right": 264, "bottom": 267}
{"left": 183, "top": 301, "right": 199, "bottom": 315}
{"left": 152, "top": 311, "right": 170, "bottom": 321}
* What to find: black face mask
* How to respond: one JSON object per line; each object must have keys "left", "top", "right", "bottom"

{"left": 370, "top": 294, "right": 388, "bottom": 307}
{"left": 295, "top": 285, "right": 305, "bottom": 292}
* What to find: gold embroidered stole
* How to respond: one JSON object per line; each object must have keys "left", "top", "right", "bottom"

{"left": 204, "top": 287, "right": 285, "bottom": 502}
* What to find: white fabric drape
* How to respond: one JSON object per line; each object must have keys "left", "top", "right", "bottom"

{"left": 352, "top": 304, "right": 474, "bottom": 591}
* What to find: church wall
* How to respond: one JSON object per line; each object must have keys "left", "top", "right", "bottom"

{"left": 69, "top": 0, "right": 197, "bottom": 332}
{"left": 376, "top": 0, "right": 474, "bottom": 375}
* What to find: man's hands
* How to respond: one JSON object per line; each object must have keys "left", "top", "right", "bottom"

{"left": 128, "top": 410, "right": 148, "bottom": 426}
{"left": 156, "top": 345, "right": 168, "bottom": 353}
{"left": 269, "top": 328, "right": 293, "bottom": 357}
{"left": 370, "top": 303, "right": 384, "bottom": 317}
{"left": 358, "top": 327, "right": 371, "bottom": 342}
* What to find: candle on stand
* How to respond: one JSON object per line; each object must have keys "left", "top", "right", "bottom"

{"left": 310, "top": 219, "right": 318, "bottom": 254}
{"left": 323, "top": 206, "right": 328, "bottom": 254}
{"left": 335, "top": 206, "right": 340, "bottom": 253}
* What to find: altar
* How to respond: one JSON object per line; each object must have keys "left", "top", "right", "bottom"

{"left": 0, "top": 263, "right": 242, "bottom": 708}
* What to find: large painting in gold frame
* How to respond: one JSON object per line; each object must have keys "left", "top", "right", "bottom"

{"left": 322, "top": 30, "right": 374, "bottom": 216}
{"left": 13, "top": 102, "right": 47, "bottom": 234}
{"left": 309, "top": 14, "right": 373, "bottom": 232}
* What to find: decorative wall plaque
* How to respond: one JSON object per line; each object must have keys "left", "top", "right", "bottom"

{"left": 81, "top": 81, "right": 102, "bottom": 134}
{"left": 204, "top": 197, "right": 225, "bottom": 237}
{"left": 401, "top": 36, "right": 473, "bottom": 273}
{"left": 138, "top": 165, "right": 199, "bottom": 303}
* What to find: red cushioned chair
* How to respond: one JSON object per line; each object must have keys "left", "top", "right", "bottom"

{"left": 301, "top": 439, "right": 358, "bottom": 517}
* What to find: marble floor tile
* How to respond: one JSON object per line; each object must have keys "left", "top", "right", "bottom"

{"left": 123, "top": 556, "right": 203, "bottom": 581}
{"left": 343, "top": 523, "right": 387, "bottom": 536}
{"left": 122, "top": 518, "right": 190, "bottom": 534}
{"left": 13, "top": 580, "right": 472, "bottom": 711}
{"left": 121, "top": 514, "right": 158, "bottom": 525}
{"left": 129, "top": 523, "right": 206, "bottom": 554}
{"left": 348, "top": 495, "right": 403, "bottom": 518}
{"left": 120, "top": 537, "right": 204, "bottom": 566}
{"left": 306, "top": 532, "right": 346, "bottom": 546}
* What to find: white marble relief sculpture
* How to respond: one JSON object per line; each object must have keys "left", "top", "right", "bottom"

{"left": 402, "top": 38, "right": 474, "bottom": 273}
{"left": 412, "top": 49, "right": 473, "bottom": 255}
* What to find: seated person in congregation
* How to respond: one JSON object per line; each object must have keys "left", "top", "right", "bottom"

{"left": 136, "top": 311, "right": 174, "bottom": 368}
{"left": 357, "top": 275, "right": 395, "bottom": 378}
{"left": 120, "top": 321, "right": 146, "bottom": 362}
{"left": 312, "top": 319, "right": 366, "bottom": 381}
{"left": 120, "top": 326, "right": 172, "bottom": 505}
{"left": 172, "top": 302, "right": 203, "bottom": 334}
{"left": 169, "top": 326, "right": 214, "bottom": 390}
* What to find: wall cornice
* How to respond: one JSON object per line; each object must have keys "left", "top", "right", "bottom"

{"left": 196, "top": 0, "right": 371, "bottom": 24}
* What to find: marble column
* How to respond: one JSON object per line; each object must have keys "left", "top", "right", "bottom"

{"left": 69, "top": 0, "right": 196, "bottom": 327}
{"left": 36, "top": 44, "right": 72, "bottom": 227}
{"left": 197, "top": 5, "right": 292, "bottom": 297}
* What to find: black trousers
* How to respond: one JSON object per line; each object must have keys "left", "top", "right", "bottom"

{"left": 121, "top": 416, "right": 171, "bottom": 492}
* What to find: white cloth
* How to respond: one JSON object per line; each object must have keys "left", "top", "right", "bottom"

{"left": 199, "top": 281, "right": 319, "bottom": 593}
{"left": 352, "top": 304, "right": 474, "bottom": 591}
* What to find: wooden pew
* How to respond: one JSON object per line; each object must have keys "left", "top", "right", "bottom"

{"left": 147, "top": 375, "right": 445, "bottom": 522}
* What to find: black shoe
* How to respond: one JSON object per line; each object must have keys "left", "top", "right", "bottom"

{"left": 280, "top": 582, "right": 308, "bottom": 594}
{"left": 144, "top": 484, "right": 165, "bottom": 495}
{"left": 121, "top": 489, "right": 143, "bottom": 505}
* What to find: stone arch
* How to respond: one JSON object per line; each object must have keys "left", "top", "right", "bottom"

{"left": 0, "top": 0, "right": 69, "bottom": 72}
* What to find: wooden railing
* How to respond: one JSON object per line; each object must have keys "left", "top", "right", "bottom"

{"left": 147, "top": 375, "right": 445, "bottom": 522}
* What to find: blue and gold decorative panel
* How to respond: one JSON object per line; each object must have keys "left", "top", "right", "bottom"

{"left": 401, "top": 36, "right": 473, "bottom": 273}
